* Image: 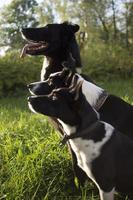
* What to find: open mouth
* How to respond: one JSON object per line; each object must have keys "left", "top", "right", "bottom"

{"left": 20, "top": 40, "right": 49, "bottom": 58}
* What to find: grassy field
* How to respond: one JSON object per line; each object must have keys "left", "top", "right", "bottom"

{"left": 0, "top": 77, "right": 133, "bottom": 200}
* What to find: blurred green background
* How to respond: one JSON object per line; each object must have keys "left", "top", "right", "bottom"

{"left": 0, "top": 0, "right": 133, "bottom": 96}
{"left": 0, "top": 1, "right": 133, "bottom": 199}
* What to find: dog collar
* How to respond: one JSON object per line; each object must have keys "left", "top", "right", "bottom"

{"left": 94, "top": 91, "right": 108, "bottom": 111}
{"left": 60, "top": 121, "right": 99, "bottom": 146}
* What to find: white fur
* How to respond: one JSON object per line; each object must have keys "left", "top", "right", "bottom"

{"left": 29, "top": 81, "right": 43, "bottom": 95}
{"left": 21, "top": 32, "right": 27, "bottom": 41}
{"left": 58, "top": 119, "right": 76, "bottom": 135}
{"left": 76, "top": 67, "right": 82, "bottom": 74}
{"left": 28, "top": 102, "right": 37, "bottom": 113}
{"left": 69, "top": 122, "right": 114, "bottom": 168}
{"left": 76, "top": 74, "right": 104, "bottom": 108}
{"left": 99, "top": 188, "right": 115, "bottom": 200}
{"left": 41, "top": 58, "right": 49, "bottom": 81}
{"left": 58, "top": 119, "right": 114, "bottom": 200}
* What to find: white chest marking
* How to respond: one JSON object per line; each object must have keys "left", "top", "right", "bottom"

{"left": 70, "top": 122, "right": 114, "bottom": 193}
{"left": 58, "top": 119, "right": 76, "bottom": 135}
{"left": 58, "top": 120, "right": 114, "bottom": 193}
{"left": 41, "top": 58, "right": 49, "bottom": 81}
{"left": 76, "top": 74, "right": 104, "bottom": 108}
{"left": 70, "top": 122, "right": 113, "bottom": 167}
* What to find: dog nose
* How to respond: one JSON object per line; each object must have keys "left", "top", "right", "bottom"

{"left": 27, "top": 84, "right": 32, "bottom": 89}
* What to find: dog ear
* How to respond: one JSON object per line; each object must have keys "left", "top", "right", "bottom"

{"left": 69, "top": 23, "right": 80, "bottom": 33}
{"left": 62, "top": 22, "right": 80, "bottom": 33}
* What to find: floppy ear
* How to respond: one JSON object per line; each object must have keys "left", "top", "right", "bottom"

{"left": 69, "top": 23, "right": 80, "bottom": 33}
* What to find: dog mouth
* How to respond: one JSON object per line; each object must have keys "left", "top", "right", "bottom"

{"left": 20, "top": 41, "right": 49, "bottom": 58}
{"left": 28, "top": 87, "right": 47, "bottom": 100}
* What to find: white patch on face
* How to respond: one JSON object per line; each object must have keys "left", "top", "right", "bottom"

{"left": 76, "top": 67, "right": 82, "bottom": 74}
{"left": 41, "top": 58, "right": 49, "bottom": 81}
{"left": 28, "top": 102, "right": 37, "bottom": 113}
{"left": 58, "top": 119, "right": 76, "bottom": 135}
{"left": 76, "top": 74, "right": 104, "bottom": 108}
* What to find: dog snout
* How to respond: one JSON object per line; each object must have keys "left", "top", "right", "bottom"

{"left": 21, "top": 28, "right": 28, "bottom": 37}
{"left": 21, "top": 28, "right": 26, "bottom": 33}
{"left": 27, "top": 83, "right": 39, "bottom": 95}
{"left": 27, "top": 83, "right": 32, "bottom": 89}
{"left": 27, "top": 96, "right": 32, "bottom": 102}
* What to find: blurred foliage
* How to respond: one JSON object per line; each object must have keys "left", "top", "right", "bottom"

{"left": 0, "top": 0, "right": 39, "bottom": 49}
{"left": 82, "top": 41, "right": 133, "bottom": 79}
{"left": 0, "top": 51, "right": 42, "bottom": 96}
{"left": 0, "top": 0, "right": 133, "bottom": 96}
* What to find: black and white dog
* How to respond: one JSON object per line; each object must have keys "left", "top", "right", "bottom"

{"left": 21, "top": 22, "right": 90, "bottom": 185}
{"left": 29, "top": 68, "right": 133, "bottom": 140}
{"left": 28, "top": 80, "right": 133, "bottom": 200}
{"left": 21, "top": 22, "right": 133, "bottom": 187}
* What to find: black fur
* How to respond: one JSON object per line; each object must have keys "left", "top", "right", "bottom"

{"left": 22, "top": 22, "right": 82, "bottom": 79}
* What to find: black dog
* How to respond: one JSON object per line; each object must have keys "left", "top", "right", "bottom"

{"left": 28, "top": 81, "right": 133, "bottom": 200}
{"left": 21, "top": 22, "right": 82, "bottom": 80}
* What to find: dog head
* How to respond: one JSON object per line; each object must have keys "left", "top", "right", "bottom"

{"left": 21, "top": 22, "right": 80, "bottom": 58}
{"left": 28, "top": 68, "right": 76, "bottom": 96}
{"left": 28, "top": 79, "right": 98, "bottom": 127}
{"left": 28, "top": 89, "right": 79, "bottom": 125}
{"left": 28, "top": 79, "right": 83, "bottom": 120}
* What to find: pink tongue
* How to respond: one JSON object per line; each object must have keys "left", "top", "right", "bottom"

{"left": 20, "top": 43, "right": 41, "bottom": 58}
{"left": 20, "top": 44, "right": 32, "bottom": 58}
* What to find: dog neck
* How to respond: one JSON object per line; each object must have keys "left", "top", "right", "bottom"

{"left": 58, "top": 95, "right": 99, "bottom": 137}
{"left": 41, "top": 56, "right": 63, "bottom": 80}
{"left": 76, "top": 74, "right": 108, "bottom": 111}
{"left": 41, "top": 38, "right": 82, "bottom": 81}
{"left": 60, "top": 121, "right": 100, "bottom": 145}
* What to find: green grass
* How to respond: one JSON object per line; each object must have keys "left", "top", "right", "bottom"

{"left": 98, "top": 77, "right": 133, "bottom": 104}
{"left": 0, "top": 77, "right": 133, "bottom": 200}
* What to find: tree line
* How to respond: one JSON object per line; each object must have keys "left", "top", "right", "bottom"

{"left": 0, "top": 0, "right": 133, "bottom": 77}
